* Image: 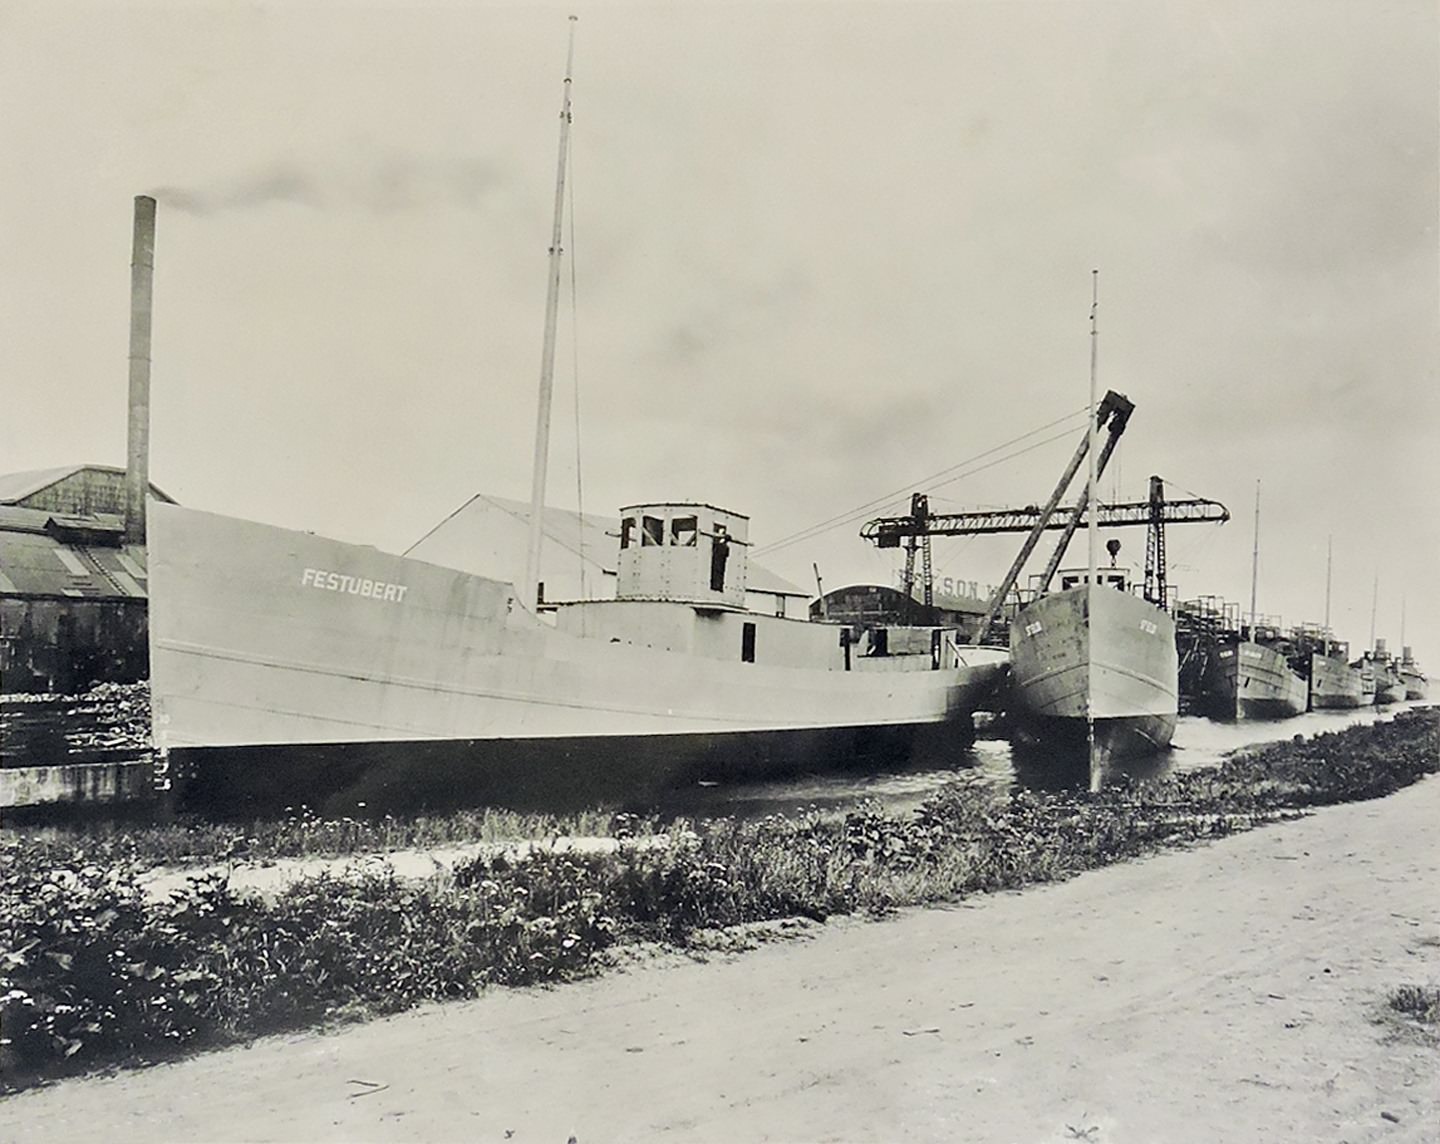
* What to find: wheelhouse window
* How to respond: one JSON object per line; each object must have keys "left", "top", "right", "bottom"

{"left": 671, "top": 515, "right": 698, "bottom": 546}
{"left": 620, "top": 516, "right": 637, "bottom": 550}
{"left": 642, "top": 515, "right": 664, "bottom": 546}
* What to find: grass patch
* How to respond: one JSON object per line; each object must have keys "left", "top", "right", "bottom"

{"left": 3, "top": 805, "right": 659, "bottom": 872}
{"left": 2, "top": 708, "right": 1435, "bottom": 1091}
{"left": 1388, "top": 984, "right": 1440, "bottom": 1023}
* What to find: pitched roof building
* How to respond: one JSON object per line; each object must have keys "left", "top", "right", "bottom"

{"left": 0, "top": 465, "right": 170, "bottom": 693}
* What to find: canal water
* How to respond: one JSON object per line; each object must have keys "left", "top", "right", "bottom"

{"left": 653, "top": 702, "right": 1432, "bottom": 822}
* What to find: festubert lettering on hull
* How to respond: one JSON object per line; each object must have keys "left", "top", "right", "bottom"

{"left": 301, "top": 567, "right": 409, "bottom": 603}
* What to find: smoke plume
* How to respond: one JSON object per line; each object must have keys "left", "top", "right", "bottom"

{"left": 153, "top": 156, "right": 505, "bottom": 215}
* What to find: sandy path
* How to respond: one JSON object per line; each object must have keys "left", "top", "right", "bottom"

{"left": 4, "top": 778, "right": 1437, "bottom": 1144}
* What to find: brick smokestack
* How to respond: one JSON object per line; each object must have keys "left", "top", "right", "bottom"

{"left": 124, "top": 195, "right": 156, "bottom": 544}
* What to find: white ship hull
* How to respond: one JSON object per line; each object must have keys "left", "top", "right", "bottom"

{"left": 148, "top": 504, "right": 1009, "bottom": 813}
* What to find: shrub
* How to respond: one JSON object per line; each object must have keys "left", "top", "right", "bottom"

{"left": 1388, "top": 984, "right": 1440, "bottom": 1023}
{"left": 3, "top": 708, "right": 1434, "bottom": 1089}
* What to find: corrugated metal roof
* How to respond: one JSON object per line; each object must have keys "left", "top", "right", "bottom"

{"left": 0, "top": 505, "right": 65, "bottom": 534}
{"left": 0, "top": 464, "right": 174, "bottom": 505}
{"left": 0, "top": 527, "right": 148, "bottom": 599}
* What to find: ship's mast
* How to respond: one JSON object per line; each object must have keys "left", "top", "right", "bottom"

{"left": 1086, "top": 270, "right": 1099, "bottom": 789}
{"left": 1248, "top": 480, "right": 1260, "bottom": 639}
{"left": 1370, "top": 573, "right": 1378, "bottom": 650}
{"left": 1087, "top": 271, "right": 1100, "bottom": 592}
{"left": 523, "top": 16, "right": 578, "bottom": 611}
{"left": 1323, "top": 534, "right": 1333, "bottom": 657}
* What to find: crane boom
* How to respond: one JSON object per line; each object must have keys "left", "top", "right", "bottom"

{"left": 862, "top": 493, "right": 1229, "bottom": 542}
{"left": 967, "top": 389, "right": 1132, "bottom": 644}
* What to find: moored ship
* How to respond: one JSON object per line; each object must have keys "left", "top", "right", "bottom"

{"left": 1301, "top": 544, "right": 1368, "bottom": 709}
{"left": 1195, "top": 483, "right": 1306, "bottom": 721}
{"left": 1398, "top": 645, "right": 1428, "bottom": 701}
{"left": 147, "top": 500, "right": 1009, "bottom": 814}
{"left": 987, "top": 280, "right": 1194, "bottom": 763}
{"left": 1347, "top": 653, "right": 1379, "bottom": 706}
{"left": 1009, "top": 566, "right": 1178, "bottom": 758}
{"left": 1369, "top": 639, "right": 1408, "bottom": 705}
{"left": 1198, "top": 625, "right": 1308, "bottom": 720}
{"left": 1308, "top": 641, "right": 1368, "bottom": 709}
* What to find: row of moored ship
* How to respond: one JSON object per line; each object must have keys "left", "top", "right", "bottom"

{"left": 1176, "top": 599, "right": 1427, "bottom": 720}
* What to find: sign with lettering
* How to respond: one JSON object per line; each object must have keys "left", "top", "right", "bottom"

{"left": 301, "top": 567, "right": 409, "bottom": 603}
{"left": 894, "top": 572, "right": 997, "bottom": 601}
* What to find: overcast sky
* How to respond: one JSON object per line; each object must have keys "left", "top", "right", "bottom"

{"left": 2, "top": 0, "right": 1436, "bottom": 662}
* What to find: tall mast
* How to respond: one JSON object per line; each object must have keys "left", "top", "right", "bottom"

{"left": 1323, "top": 534, "right": 1333, "bottom": 657}
{"left": 523, "top": 16, "right": 578, "bottom": 611}
{"left": 1086, "top": 270, "right": 1099, "bottom": 791}
{"left": 1087, "top": 270, "right": 1099, "bottom": 589}
{"left": 1248, "top": 480, "right": 1260, "bottom": 638}
{"left": 1370, "top": 573, "right": 1378, "bottom": 649}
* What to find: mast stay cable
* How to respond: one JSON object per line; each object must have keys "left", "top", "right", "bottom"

{"left": 753, "top": 406, "right": 1088, "bottom": 557}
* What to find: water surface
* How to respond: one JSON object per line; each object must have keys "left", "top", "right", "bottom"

{"left": 653, "top": 702, "right": 1431, "bottom": 821}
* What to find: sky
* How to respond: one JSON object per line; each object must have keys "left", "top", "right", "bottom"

{"left": 2, "top": 0, "right": 1436, "bottom": 664}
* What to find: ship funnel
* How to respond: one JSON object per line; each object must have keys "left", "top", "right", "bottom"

{"left": 1375, "top": 637, "right": 1388, "bottom": 657}
{"left": 124, "top": 195, "right": 157, "bottom": 545}
{"left": 1402, "top": 645, "right": 1413, "bottom": 661}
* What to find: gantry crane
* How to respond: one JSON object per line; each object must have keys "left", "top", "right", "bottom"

{"left": 860, "top": 391, "right": 1229, "bottom": 642}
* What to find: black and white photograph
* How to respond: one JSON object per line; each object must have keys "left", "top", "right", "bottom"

{"left": 1, "top": 1, "right": 1436, "bottom": 1139}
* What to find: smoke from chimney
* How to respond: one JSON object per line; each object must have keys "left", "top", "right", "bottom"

{"left": 125, "top": 195, "right": 156, "bottom": 545}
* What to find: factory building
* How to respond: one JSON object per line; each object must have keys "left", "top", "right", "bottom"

{"left": 0, "top": 465, "right": 172, "bottom": 694}
{"left": 407, "top": 492, "right": 811, "bottom": 617}
{"left": 810, "top": 583, "right": 990, "bottom": 641}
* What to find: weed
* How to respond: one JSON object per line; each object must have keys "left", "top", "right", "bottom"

{"left": 1388, "top": 984, "right": 1440, "bottom": 1024}
{"left": 1, "top": 707, "right": 1434, "bottom": 1091}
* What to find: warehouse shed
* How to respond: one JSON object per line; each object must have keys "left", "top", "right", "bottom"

{"left": 0, "top": 465, "right": 173, "bottom": 694}
{"left": 811, "top": 583, "right": 991, "bottom": 640}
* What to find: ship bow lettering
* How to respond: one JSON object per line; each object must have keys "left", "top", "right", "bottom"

{"left": 301, "top": 567, "right": 409, "bottom": 603}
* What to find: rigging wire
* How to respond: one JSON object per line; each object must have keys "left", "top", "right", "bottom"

{"left": 753, "top": 408, "right": 1089, "bottom": 557}
{"left": 755, "top": 421, "right": 1086, "bottom": 557}
{"left": 402, "top": 493, "right": 482, "bottom": 556}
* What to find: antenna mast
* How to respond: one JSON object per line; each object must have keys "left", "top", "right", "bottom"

{"left": 523, "top": 16, "right": 578, "bottom": 611}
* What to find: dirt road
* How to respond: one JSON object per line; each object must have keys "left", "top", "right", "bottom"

{"left": 4, "top": 776, "right": 1437, "bottom": 1143}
